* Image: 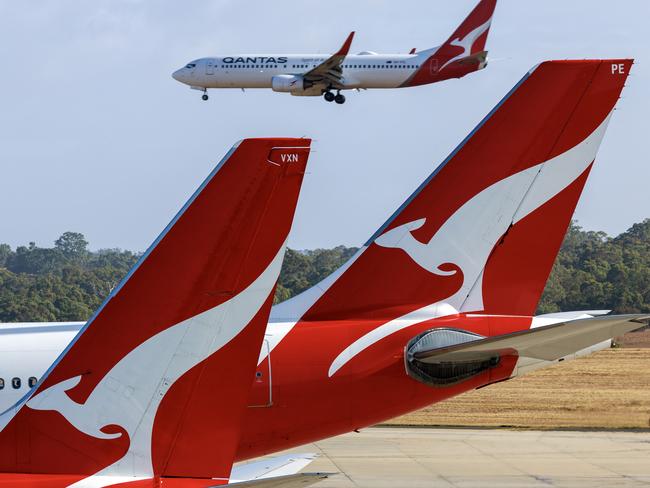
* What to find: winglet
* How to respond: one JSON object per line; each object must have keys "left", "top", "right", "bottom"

{"left": 335, "top": 31, "right": 355, "bottom": 57}
{"left": 409, "top": 48, "right": 416, "bottom": 54}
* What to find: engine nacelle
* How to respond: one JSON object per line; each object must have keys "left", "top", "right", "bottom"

{"left": 271, "top": 74, "right": 307, "bottom": 93}
{"left": 405, "top": 328, "right": 499, "bottom": 387}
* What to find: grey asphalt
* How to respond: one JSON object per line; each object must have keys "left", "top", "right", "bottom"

{"left": 290, "top": 427, "right": 650, "bottom": 487}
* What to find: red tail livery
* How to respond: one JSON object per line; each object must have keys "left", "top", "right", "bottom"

{"left": 233, "top": 60, "right": 645, "bottom": 460}
{"left": 0, "top": 139, "right": 310, "bottom": 487}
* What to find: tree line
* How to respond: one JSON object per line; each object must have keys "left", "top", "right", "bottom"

{"left": 0, "top": 220, "right": 647, "bottom": 323}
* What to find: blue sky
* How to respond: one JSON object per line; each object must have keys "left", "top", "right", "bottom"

{"left": 1, "top": 0, "right": 648, "bottom": 251}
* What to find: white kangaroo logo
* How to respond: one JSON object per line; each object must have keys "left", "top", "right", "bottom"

{"left": 374, "top": 218, "right": 459, "bottom": 277}
{"left": 329, "top": 113, "right": 613, "bottom": 377}
{"left": 439, "top": 17, "right": 492, "bottom": 71}
{"left": 26, "top": 244, "right": 286, "bottom": 487}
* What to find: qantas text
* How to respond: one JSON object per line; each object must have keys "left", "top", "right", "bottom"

{"left": 222, "top": 57, "right": 288, "bottom": 64}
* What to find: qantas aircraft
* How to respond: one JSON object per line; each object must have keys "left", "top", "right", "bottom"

{"left": 0, "top": 138, "right": 320, "bottom": 487}
{"left": 172, "top": 0, "right": 497, "bottom": 103}
{"left": 0, "top": 59, "right": 646, "bottom": 487}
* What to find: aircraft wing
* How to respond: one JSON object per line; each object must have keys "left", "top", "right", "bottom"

{"left": 302, "top": 32, "right": 354, "bottom": 89}
{"left": 413, "top": 314, "right": 649, "bottom": 364}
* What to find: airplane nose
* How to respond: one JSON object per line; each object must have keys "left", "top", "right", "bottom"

{"left": 172, "top": 69, "right": 182, "bottom": 82}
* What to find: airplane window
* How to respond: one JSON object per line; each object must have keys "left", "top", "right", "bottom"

{"left": 0, "top": 378, "right": 3, "bottom": 390}
{"left": 28, "top": 377, "right": 37, "bottom": 388}
{"left": 12, "top": 377, "right": 20, "bottom": 389}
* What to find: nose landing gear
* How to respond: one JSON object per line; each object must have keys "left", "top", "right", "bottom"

{"left": 201, "top": 89, "right": 209, "bottom": 101}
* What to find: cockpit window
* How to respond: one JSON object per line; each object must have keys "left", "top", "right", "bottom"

{"left": 185, "top": 63, "right": 196, "bottom": 69}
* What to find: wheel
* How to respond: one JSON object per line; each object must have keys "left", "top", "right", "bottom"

{"left": 324, "top": 91, "right": 335, "bottom": 102}
{"left": 201, "top": 93, "right": 209, "bottom": 101}
{"left": 334, "top": 94, "right": 345, "bottom": 104}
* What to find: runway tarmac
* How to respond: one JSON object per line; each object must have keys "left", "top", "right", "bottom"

{"left": 290, "top": 427, "right": 650, "bottom": 487}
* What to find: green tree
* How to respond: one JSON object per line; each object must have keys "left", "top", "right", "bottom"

{"left": 0, "top": 244, "right": 11, "bottom": 268}
{"left": 55, "top": 232, "right": 89, "bottom": 260}
{"left": 0, "top": 221, "right": 647, "bottom": 323}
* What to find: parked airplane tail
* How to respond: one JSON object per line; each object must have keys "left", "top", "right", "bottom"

{"left": 403, "top": 0, "right": 497, "bottom": 86}
{"left": 273, "top": 60, "right": 632, "bottom": 326}
{"left": 0, "top": 139, "right": 311, "bottom": 485}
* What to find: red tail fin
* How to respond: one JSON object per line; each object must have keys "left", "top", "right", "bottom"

{"left": 404, "top": 0, "right": 497, "bottom": 86}
{"left": 275, "top": 60, "right": 631, "bottom": 326}
{"left": 0, "top": 139, "right": 310, "bottom": 484}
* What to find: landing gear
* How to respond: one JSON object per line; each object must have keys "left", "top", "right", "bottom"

{"left": 201, "top": 89, "right": 209, "bottom": 101}
{"left": 324, "top": 90, "right": 345, "bottom": 104}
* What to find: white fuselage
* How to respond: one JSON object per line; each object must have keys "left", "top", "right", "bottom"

{"left": 172, "top": 52, "right": 429, "bottom": 91}
{"left": 0, "top": 322, "right": 82, "bottom": 411}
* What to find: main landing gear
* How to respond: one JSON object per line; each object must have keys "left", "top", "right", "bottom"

{"left": 323, "top": 90, "right": 345, "bottom": 104}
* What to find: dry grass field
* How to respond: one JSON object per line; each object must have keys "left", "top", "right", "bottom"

{"left": 389, "top": 346, "right": 650, "bottom": 430}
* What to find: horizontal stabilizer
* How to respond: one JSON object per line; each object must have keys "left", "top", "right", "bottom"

{"left": 230, "top": 454, "right": 318, "bottom": 482}
{"left": 414, "top": 314, "right": 649, "bottom": 364}
{"left": 226, "top": 473, "right": 332, "bottom": 487}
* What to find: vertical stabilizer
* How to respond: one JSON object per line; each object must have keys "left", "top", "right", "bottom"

{"left": 0, "top": 139, "right": 311, "bottom": 485}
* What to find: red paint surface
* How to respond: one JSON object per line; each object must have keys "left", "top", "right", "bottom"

{"left": 0, "top": 138, "right": 310, "bottom": 482}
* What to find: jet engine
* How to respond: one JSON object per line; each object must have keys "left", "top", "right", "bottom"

{"left": 271, "top": 75, "right": 309, "bottom": 93}
{"left": 405, "top": 328, "right": 499, "bottom": 387}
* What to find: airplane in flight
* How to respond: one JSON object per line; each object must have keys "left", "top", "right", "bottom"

{"left": 0, "top": 59, "right": 646, "bottom": 486}
{"left": 172, "top": 0, "right": 497, "bottom": 104}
